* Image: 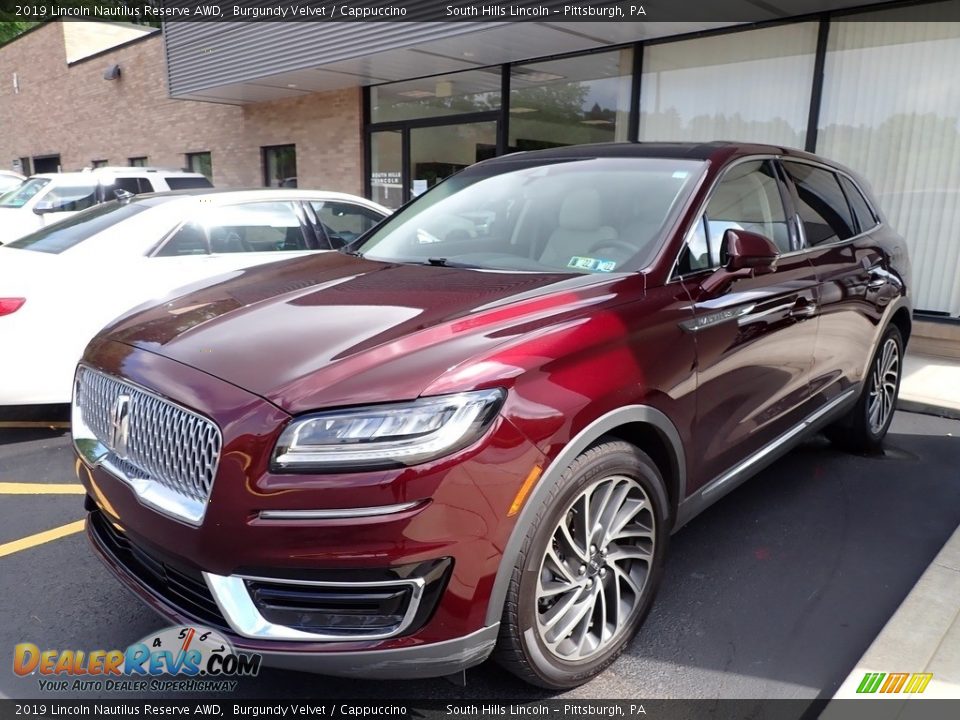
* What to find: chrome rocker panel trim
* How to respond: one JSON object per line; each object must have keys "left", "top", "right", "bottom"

{"left": 675, "top": 387, "right": 858, "bottom": 527}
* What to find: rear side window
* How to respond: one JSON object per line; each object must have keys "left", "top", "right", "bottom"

{"left": 165, "top": 176, "right": 213, "bottom": 190}
{"left": 783, "top": 162, "right": 855, "bottom": 246}
{"left": 838, "top": 175, "right": 878, "bottom": 233}
{"left": 111, "top": 177, "right": 154, "bottom": 195}
{"left": 5, "top": 201, "right": 147, "bottom": 254}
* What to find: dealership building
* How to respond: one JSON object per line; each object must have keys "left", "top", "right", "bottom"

{"left": 2, "top": 0, "right": 959, "bottom": 326}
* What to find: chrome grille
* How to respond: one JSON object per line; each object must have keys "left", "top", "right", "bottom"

{"left": 74, "top": 366, "right": 221, "bottom": 523}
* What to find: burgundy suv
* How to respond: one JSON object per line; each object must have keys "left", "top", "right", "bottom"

{"left": 73, "top": 142, "right": 910, "bottom": 688}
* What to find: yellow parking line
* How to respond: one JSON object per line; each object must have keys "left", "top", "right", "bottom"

{"left": 0, "top": 421, "right": 70, "bottom": 429}
{"left": 0, "top": 483, "right": 85, "bottom": 494}
{"left": 0, "top": 520, "right": 85, "bottom": 558}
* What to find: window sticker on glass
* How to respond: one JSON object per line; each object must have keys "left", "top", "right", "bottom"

{"left": 568, "top": 256, "right": 617, "bottom": 272}
{"left": 672, "top": 171, "right": 689, "bottom": 179}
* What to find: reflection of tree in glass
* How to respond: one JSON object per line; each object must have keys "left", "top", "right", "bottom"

{"left": 512, "top": 83, "right": 591, "bottom": 122}
{"left": 641, "top": 108, "right": 805, "bottom": 148}
{"left": 0, "top": 3, "right": 159, "bottom": 43}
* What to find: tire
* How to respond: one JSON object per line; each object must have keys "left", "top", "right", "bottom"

{"left": 826, "top": 325, "right": 903, "bottom": 454}
{"left": 493, "top": 438, "right": 669, "bottom": 688}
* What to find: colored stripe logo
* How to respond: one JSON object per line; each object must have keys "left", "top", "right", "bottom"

{"left": 857, "top": 672, "right": 933, "bottom": 694}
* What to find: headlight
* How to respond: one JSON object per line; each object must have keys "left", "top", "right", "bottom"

{"left": 272, "top": 389, "right": 505, "bottom": 472}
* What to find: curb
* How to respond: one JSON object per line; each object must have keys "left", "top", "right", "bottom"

{"left": 897, "top": 398, "right": 960, "bottom": 422}
{"left": 824, "top": 524, "right": 960, "bottom": 710}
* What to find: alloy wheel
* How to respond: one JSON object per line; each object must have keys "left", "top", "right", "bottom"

{"left": 534, "top": 475, "right": 655, "bottom": 661}
{"left": 867, "top": 337, "right": 900, "bottom": 435}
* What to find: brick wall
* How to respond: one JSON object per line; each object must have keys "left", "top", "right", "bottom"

{"left": 0, "top": 21, "right": 364, "bottom": 194}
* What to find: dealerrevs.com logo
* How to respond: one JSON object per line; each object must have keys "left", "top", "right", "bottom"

{"left": 14, "top": 626, "right": 261, "bottom": 693}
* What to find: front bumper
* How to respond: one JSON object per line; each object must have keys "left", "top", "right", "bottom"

{"left": 86, "top": 507, "right": 497, "bottom": 678}
{"left": 75, "top": 340, "right": 543, "bottom": 677}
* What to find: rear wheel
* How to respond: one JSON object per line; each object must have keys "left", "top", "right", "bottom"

{"left": 826, "top": 325, "right": 903, "bottom": 453}
{"left": 494, "top": 439, "right": 668, "bottom": 688}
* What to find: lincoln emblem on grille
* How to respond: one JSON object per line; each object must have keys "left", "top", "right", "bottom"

{"left": 110, "top": 394, "right": 131, "bottom": 459}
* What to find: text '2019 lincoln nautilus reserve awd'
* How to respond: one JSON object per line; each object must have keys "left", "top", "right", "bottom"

{"left": 72, "top": 142, "right": 911, "bottom": 688}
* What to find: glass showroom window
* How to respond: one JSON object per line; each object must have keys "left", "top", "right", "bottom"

{"left": 262, "top": 145, "right": 297, "bottom": 188}
{"left": 370, "top": 70, "right": 502, "bottom": 123}
{"left": 508, "top": 49, "right": 633, "bottom": 151}
{"left": 370, "top": 130, "right": 402, "bottom": 208}
{"left": 817, "top": 5, "right": 960, "bottom": 317}
{"left": 639, "top": 23, "right": 818, "bottom": 148}
{"left": 186, "top": 151, "right": 213, "bottom": 181}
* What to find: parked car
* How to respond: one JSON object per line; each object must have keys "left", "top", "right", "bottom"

{"left": 0, "top": 166, "right": 212, "bottom": 244}
{"left": 73, "top": 142, "right": 910, "bottom": 688}
{"left": 0, "top": 189, "right": 388, "bottom": 406}
{"left": 0, "top": 170, "right": 25, "bottom": 195}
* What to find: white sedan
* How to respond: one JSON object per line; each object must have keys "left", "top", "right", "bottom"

{"left": 0, "top": 189, "right": 389, "bottom": 406}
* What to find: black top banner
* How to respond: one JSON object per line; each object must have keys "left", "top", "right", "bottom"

{"left": 2, "top": 0, "right": 959, "bottom": 23}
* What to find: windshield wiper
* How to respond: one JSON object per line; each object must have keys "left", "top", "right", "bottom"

{"left": 425, "top": 257, "right": 486, "bottom": 269}
{"left": 339, "top": 248, "right": 364, "bottom": 258}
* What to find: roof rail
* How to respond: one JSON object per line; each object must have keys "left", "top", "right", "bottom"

{"left": 79, "top": 166, "right": 201, "bottom": 174}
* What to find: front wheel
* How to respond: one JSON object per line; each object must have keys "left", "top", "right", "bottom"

{"left": 494, "top": 439, "right": 668, "bottom": 688}
{"left": 827, "top": 325, "right": 903, "bottom": 453}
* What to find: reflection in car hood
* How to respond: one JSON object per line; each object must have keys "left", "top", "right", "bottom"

{"left": 0, "top": 212, "right": 42, "bottom": 245}
{"left": 100, "top": 252, "right": 616, "bottom": 413}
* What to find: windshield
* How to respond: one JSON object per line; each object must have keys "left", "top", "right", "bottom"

{"left": 0, "top": 175, "right": 23, "bottom": 195}
{"left": 355, "top": 157, "right": 704, "bottom": 273}
{"left": 5, "top": 201, "right": 149, "bottom": 254}
{"left": 0, "top": 178, "right": 50, "bottom": 208}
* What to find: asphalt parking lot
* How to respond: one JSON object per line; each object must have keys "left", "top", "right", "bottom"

{"left": 1, "top": 411, "right": 958, "bottom": 705}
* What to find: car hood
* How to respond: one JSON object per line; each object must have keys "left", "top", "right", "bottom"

{"left": 0, "top": 210, "right": 42, "bottom": 245}
{"left": 99, "top": 252, "right": 619, "bottom": 413}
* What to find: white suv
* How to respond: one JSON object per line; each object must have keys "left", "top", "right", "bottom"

{"left": 0, "top": 166, "right": 211, "bottom": 244}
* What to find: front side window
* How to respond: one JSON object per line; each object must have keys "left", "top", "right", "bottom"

{"left": 708, "top": 160, "right": 790, "bottom": 256}
{"left": 157, "top": 202, "right": 307, "bottom": 257}
{"left": 355, "top": 157, "right": 704, "bottom": 274}
{"left": 35, "top": 184, "right": 98, "bottom": 213}
{"left": 0, "top": 178, "right": 50, "bottom": 208}
{"left": 310, "top": 201, "right": 384, "bottom": 246}
{"left": 675, "top": 160, "right": 790, "bottom": 275}
{"left": 783, "top": 162, "right": 855, "bottom": 246}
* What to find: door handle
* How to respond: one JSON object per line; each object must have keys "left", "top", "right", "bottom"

{"left": 789, "top": 300, "right": 818, "bottom": 319}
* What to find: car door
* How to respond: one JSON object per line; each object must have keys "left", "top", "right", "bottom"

{"left": 676, "top": 158, "right": 821, "bottom": 488}
{"left": 780, "top": 161, "right": 885, "bottom": 402}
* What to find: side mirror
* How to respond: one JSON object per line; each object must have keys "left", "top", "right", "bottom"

{"left": 701, "top": 229, "right": 780, "bottom": 294}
